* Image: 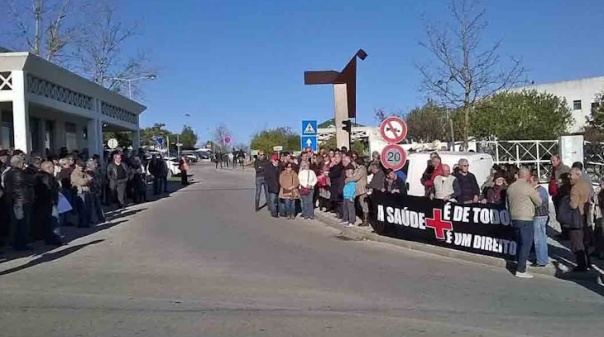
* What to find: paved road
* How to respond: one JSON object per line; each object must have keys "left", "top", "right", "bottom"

{"left": 1, "top": 164, "right": 603, "bottom": 337}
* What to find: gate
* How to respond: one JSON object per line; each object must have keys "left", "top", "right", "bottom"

{"left": 478, "top": 140, "right": 558, "bottom": 182}
{"left": 583, "top": 141, "right": 604, "bottom": 183}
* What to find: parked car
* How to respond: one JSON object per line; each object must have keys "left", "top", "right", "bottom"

{"left": 181, "top": 150, "right": 199, "bottom": 163}
{"left": 162, "top": 157, "right": 182, "bottom": 177}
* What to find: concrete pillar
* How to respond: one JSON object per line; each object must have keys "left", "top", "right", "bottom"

{"left": 11, "top": 70, "right": 30, "bottom": 153}
{"left": 87, "top": 118, "right": 103, "bottom": 156}
{"left": 333, "top": 83, "right": 350, "bottom": 150}
{"left": 132, "top": 128, "right": 140, "bottom": 152}
{"left": 55, "top": 118, "right": 66, "bottom": 149}
{"left": 87, "top": 98, "right": 103, "bottom": 157}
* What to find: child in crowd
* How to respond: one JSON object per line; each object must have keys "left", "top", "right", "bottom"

{"left": 341, "top": 168, "right": 357, "bottom": 227}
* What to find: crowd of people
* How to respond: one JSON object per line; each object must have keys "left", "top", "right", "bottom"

{"left": 253, "top": 146, "right": 407, "bottom": 227}
{"left": 415, "top": 152, "right": 603, "bottom": 278}
{"left": 0, "top": 148, "right": 183, "bottom": 253}
{"left": 253, "top": 148, "right": 604, "bottom": 279}
{"left": 214, "top": 149, "right": 246, "bottom": 169}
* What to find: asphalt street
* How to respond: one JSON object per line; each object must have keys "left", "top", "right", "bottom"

{"left": 1, "top": 163, "right": 603, "bottom": 337}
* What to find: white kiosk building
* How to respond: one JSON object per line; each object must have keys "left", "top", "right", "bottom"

{"left": 0, "top": 48, "right": 145, "bottom": 156}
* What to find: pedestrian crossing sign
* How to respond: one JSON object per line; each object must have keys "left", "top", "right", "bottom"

{"left": 302, "top": 120, "right": 318, "bottom": 135}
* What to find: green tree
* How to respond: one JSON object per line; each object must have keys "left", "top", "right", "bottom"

{"left": 584, "top": 92, "right": 604, "bottom": 141}
{"left": 250, "top": 127, "right": 300, "bottom": 153}
{"left": 179, "top": 125, "right": 198, "bottom": 150}
{"left": 405, "top": 101, "right": 451, "bottom": 143}
{"left": 470, "top": 90, "right": 573, "bottom": 140}
{"left": 319, "top": 137, "right": 368, "bottom": 155}
{"left": 139, "top": 123, "right": 175, "bottom": 147}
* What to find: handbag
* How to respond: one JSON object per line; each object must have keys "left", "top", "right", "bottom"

{"left": 557, "top": 195, "right": 583, "bottom": 229}
{"left": 300, "top": 170, "right": 312, "bottom": 195}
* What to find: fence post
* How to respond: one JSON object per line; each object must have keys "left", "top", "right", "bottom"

{"left": 515, "top": 143, "right": 520, "bottom": 167}
{"left": 536, "top": 141, "right": 541, "bottom": 181}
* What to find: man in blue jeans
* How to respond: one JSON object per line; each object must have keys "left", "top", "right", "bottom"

{"left": 530, "top": 170, "right": 550, "bottom": 267}
{"left": 507, "top": 167, "right": 542, "bottom": 279}
{"left": 263, "top": 153, "right": 280, "bottom": 218}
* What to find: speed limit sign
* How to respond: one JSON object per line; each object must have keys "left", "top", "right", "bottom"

{"left": 380, "top": 144, "right": 407, "bottom": 171}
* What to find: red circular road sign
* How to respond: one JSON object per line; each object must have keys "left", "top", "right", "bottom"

{"left": 380, "top": 144, "right": 407, "bottom": 171}
{"left": 379, "top": 116, "right": 407, "bottom": 144}
{"left": 224, "top": 136, "right": 231, "bottom": 144}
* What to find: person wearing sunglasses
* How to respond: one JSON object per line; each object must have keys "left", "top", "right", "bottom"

{"left": 453, "top": 158, "right": 480, "bottom": 204}
{"left": 279, "top": 163, "right": 299, "bottom": 219}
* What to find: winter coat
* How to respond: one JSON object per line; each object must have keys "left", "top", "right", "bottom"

{"left": 34, "top": 171, "right": 59, "bottom": 205}
{"left": 71, "top": 168, "right": 92, "bottom": 193}
{"left": 328, "top": 163, "right": 345, "bottom": 202}
{"left": 107, "top": 161, "right": 130, "bottom": 189}
{"left": 4, "top": 167, "right": 35, "bottom": 204}
{"left": 279, "top": 170, "right": 299, "bottom": 199}
{"left": 368, "top": 169, "right": 386, "bottom": 191}
{"left": 346, "top": 164, "right": 368, "bottom": 196}
{"left": 264, "top": 163, "right": 280, "bottom": 194}
{"left": 453, "top": 172, "right": 480, "bottom": 203}
{"left": 298, "top": 169, "right": 318, "bottom": 188}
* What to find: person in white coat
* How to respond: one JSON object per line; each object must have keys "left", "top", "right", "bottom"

{"left": 298, "top": 161, "right": 318, "bottom": 219}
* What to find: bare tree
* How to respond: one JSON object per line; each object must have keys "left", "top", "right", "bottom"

{"left": 2, "top": 0, "right": 155, "bottom": 97}
{"left": 73, "top": 1, "right": 153, "bottom": 94}
{"left": 4, "top": 0, "right": 79, "bottom": 63}
{"left": 212, "top": 124, "right": 231, "bottom": 152}
{"left": 417, "top": 0, "right": 525, "bottom": 148}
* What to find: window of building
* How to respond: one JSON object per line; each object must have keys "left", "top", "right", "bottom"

{"left": 29, "top": 117, "right": 42, "bottom": 154}
{"left": 1, "top": 111, "right": 13, "bottom": 149}
{"left": 65, "top": 122, "right": 78, "bottom": 151}
{"left": 573, "top": 100, "right": 582, "bottom": 110}
{"left": 45, "top": 120, "right": 55, "bottom": 152}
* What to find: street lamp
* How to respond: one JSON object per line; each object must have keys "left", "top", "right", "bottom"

{"left": 108, "top": 74, "right": 157, "bottom": 99}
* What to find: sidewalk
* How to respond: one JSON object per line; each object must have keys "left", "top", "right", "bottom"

{"left": 313, "top": 209, "right": 604, "bottom": 283}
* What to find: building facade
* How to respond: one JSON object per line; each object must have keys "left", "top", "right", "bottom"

{"left": 0, "top": 50, "right": 145, "bottom": 156}
{"left": 512, "top": 76, "right": 604, "bottom": 133}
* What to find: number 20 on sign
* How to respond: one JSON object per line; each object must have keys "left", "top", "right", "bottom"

{"left": 381, "top": 144, "right": 407, "bottom": 171}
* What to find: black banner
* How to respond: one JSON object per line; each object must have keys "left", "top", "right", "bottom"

{"left": 370, "top": 192, "right": 517, "bottom": 259}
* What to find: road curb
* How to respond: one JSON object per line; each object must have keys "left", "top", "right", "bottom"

{"left": 312, "top": 211, "right": 601, "bottom": 280}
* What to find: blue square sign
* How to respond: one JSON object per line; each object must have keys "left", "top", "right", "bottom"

{"left": 301, "top": 120, "right": 318, "bottom": 135}
{"left": 301, "top": 136, "right": 318, "bottom": 152}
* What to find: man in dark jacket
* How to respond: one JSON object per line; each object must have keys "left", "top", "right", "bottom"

{"left": 148, "top": 155, "right": 161, "bottom": 195}
{"left": 4, "top": 155, "right": 35, "bottom": 250}
{"left": 453, "top": 158, "right": 480, "bottom": 204}
{"left": 107, "top": 152, "right": 130, "bottom": 208}
{"left": 34, "top": 161, "right": 62, "bottom": 246}
{"left": 0, "top": 149, "right": 10, "bottom": 246}
{"left": 329, "top": 153, "right": 345, "bottom": 219}
{"left": 263, "top": 154, "right": 280, "bottom": 218}
{"left": 254, "top": 151, "right": 269, "bottom": 211}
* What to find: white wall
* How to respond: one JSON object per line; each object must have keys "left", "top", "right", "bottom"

{"left": 512, "top": 77, "right": 604, "bottom": 133}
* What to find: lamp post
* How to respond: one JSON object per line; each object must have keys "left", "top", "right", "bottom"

{"left": 108, "top": 74, "right": 157, "bottom": 99}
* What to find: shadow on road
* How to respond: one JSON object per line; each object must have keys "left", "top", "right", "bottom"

{"left": 0, "top": 239, "right": 105, "bottom": 277}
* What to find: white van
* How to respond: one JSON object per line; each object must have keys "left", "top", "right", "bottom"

{"left": 405, "top": 152, "right": 494, "bottom": 197}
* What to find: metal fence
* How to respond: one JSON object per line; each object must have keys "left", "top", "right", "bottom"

{"left": 478, "top": 140, "right": 558, "bottom": 182}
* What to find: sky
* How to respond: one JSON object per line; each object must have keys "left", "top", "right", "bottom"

{"left": 120, "top": 0, "right": 604, "bottom": 146}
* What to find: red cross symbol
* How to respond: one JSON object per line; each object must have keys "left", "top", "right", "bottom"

{"left": 425, "top": 209, "right": 453, "bottom": 240}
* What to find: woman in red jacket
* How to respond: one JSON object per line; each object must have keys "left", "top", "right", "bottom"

{"left": 421, "top": 153, "right": 444, "bottom": 197}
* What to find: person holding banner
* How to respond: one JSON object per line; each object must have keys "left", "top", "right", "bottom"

{"left": 431, "top": 165, "right": 459, "bottom": 201}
